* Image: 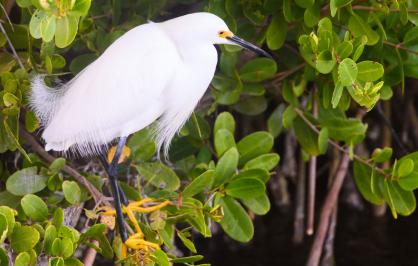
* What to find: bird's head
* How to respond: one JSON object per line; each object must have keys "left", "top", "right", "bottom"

{"left": 162, "top": 12, "right": 272, "bottom": 58}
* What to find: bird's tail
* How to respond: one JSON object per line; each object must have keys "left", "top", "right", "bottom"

{"left": 29, "top": 75, "right": 63, "bottom": 127}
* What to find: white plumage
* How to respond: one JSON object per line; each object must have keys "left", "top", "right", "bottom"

{"left": 30, "top": 12, "right": 268, "bottom": 157}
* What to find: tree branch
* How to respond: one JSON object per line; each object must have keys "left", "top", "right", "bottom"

{"left": 19, "top": 128, "right": 107, "bottom": 205}
{"left": 293, "top": 108, "right": 388, "bottom": 177}
{"left": 306, "top": 151, "right": 350, "bottom": 266}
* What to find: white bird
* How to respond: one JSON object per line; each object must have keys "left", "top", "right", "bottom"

{"left": 30, "top": 12, "right": 271, "bottom": 244}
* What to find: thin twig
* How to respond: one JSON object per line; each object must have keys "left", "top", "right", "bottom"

{"left": 83, "top": 240, "right": 99, "bottom": 266}
{"left": 0, "top": 23, "right": 24, "bottom": 69}
{"left": 384, "top": 41, "right": 418, "bottom": 56}
{"left": 272, "top": 63, "right": 305, "bottom": 86}
{"left": 307, "top": 89, "right": 318, "bottom": 236}
{"left": 293, "top": 153, "right": 306, "bottom": 244}
{"left": 19, "top": 128, "right": 107, "bottom": 204}
{"left": 293, "top": 108, "right": 388, "bottom": 177}
{"left": 306, "top": 152, "right": 350, "bottom": 266}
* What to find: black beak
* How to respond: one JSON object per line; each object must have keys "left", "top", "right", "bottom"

{"left": 226, "top": 35, "right": 272, "bottom": 59}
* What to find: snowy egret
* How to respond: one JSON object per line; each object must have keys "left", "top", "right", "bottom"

{"left": 30, "top": 12, "right": 272, "bottom": 249}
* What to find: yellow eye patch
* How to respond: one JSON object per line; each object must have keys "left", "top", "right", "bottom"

{"left": 218, "top": 30, "right": 232, "bottom": 38}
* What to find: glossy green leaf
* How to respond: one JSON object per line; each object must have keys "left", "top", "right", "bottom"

{"left": 316, "top": 50, "right": 336, "bottom": 74}
{"left": 212, "top": 147, "right": 239, "bottom": 187}
{"left": 293, "top": 115, "right": 319, "bottom": 156}
{"left": 266, "top": 14, "right": 287, "bottom": 50}
{"left": 398, "top": 158, "right": 414, "bottom": 178}
{"left": 40, "top": 15, "right": 56, "bottom": 42}
{"left": 10, "top": 226, "right": 40, "bottom": 253}
{"left": 237, "top": 131, "right": 274, "bottom": 165}
{"left": 383, "top": 180, "right": 416, "bottom": 218}
{"left": 372, "top": 147, "right": 393, "bottom": 163}
{"left": 0, "top": 248, "right": 8, "bottom": 266}
{"left": 239, "top": 58, "right": 277, "bottom": 82}
{"left": 216, "top": 195, "right": 253, "bottom": 242}
{"left": 353, "top": 161, "right": 384, "bottom": 205}
{"left": 14, "top": 252, "right": 30, "bottom": 266}
{"left": 55, "top": 16, "right": 78, "bottom": 48}
{"left": 43, "top": 225, "right": 57, "bottom": 255}
{"left": 348, "top": 13, "right": 379, "bottom": 45}
{"left": 336, "top": 41, "right": 353, "bottom": 59}
{"left": 356, "top": 61, "right": 384, "bottom": 82}
{"left": 170, "top": 255, "right": 204, "bottom": 264}
{"left": 241, "top": 193, "right": 270, "bottom": 215}
{"left": 6, "top": 167, "right": 47, "bottom": 196}
{"left": 150, "top": 249, "right": 169, "bottom": 266}
{"left": 21, "top": 194, "right": 48, "bottom": 222}
{"left": 136, "top": 162, "right": 180, "bottom": 191}
{"left": 318, "top": 127, "right": 329, "bottom": 154}
{"left": 177, "top": 231, "right": 196, "bottom": 253}
{"left": 215, "top": 129, "right": 236, "bottom": 157}
{"left": 0, "top": 214, "right": 7, "bottom": 244}
{"left": 182, "top": 170, "right": 214, "bottom": 198}
{"left": 225, "top": 177, "right": 265, "bottom": 200}
{"left": 62, "top": 181, "right": 81, "bottom": 204}
{"left": 267, "top": 104, "right": 285, "bottom": 138}
{"left": 243, "top": 153, "right": 280, "bottom": 171}
{"left": 338, "top": 58, "right": 358, "bottom": 86}
{"left": 0, "top": 206, "right": 15, "bottom": 237}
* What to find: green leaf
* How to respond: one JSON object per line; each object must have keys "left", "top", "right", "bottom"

{"left": 241, "top": 193, "right": 270, "bottom": 215}
{"left": 243, "top": 153, "right": 280, "bottom": 171}
{"left": 136, "top": 162, "right": 180, "bottom": 191}
{"left": 316, "top": 50, "right": 336, "bottom": 74}
{"left": 55, "top": 16, "right": 78, "bottom": 48}
{"left": 29, "top": 10, "right": 46, "bottom": 39}
{"left": 383, "top": 180, "right": 416, "bottom": 218}
{"left": 398, "top": 159, "right": 414, "bottom": 178}
{"left": 283, "top": 105, "right": 297, "bottom": 129}
{"left": 21, "top": 194, "right": 48, "bottom": 222}
{"left": 214, "top": 129, "right": 236, "bottom": 157}
{"left": 0, "top": 214, "right": 8, "bottom": 244}
{"left": 318, "top": 127, "right": 329, "bottom": 154}
{"left": 214, "top": 112, "right": 236, "bottom": 134}
{"left": 293, "top": 115, "right": 319, "bottom": 155}
{"left": 295, "top": 0, "right": 314, "bottom": 8}
{"left": 0, "top": 206, "right": 16, "bottom": 237}
{"left": 403, "top": 26, "right": 418, "bottom": 46}
{"left": 10, "top": 225, "right": 40, "bottom": 253}
{"left": 150, "top": 250, "right": 170, "bottom": 266}
{"left": 71, "top": 0, "right": 91, "bottom": 16}
{"left": 372, "top": 147, "right": 393, "bottom": 163}
{"left": 237, "top": 131, "right": 274, "bottom": 165}
{"left": 267, "top": 104, "right": 285, "bottom": 138}
{"left": 353, "top": 161, "right": 384, "bottom": 205}
{"left": 49, "top": 158, "right": 66, "bottom": 175}
{"left": 233, "top": 96, "right": 267, "bottom": 116}
{"left": 62, "top": 181, "right": 81, "bottom": 204}
{"left": 170, "top": 255, "right": 204, "bottom": 264}
{"left": 49, "top": 257, "right": 64, "bottom": 266}
{"left": 399, "top": 172, "right": 418, "bottom": 191}
{"left": 80, "top": 224, "right": 113, "bottom": 258}
{"left": 43, "top": 225, "right": 57, "bottom": 255}
{"left": 212, "top": 147, "right": 239, "bottom": 187}
{"left": 348, "top": 13, "right": 379, "bottom": 45}
{"left": 338, "top": 58, "right": 358, "bottom": 86}
{"left": 52, "top": 208, "right": 64, "bottom": 228}
{"left": 225, "top": 177, "right": 265, "bottom": 200}
{"left": 40, "top": 15, "right": 56, "bottom": 42}
{"left": 356, "top": 61, "right": 384, "bottom": 82}
{"left": 239, "top": 58, "right": 277, "bottom": 82}
{"left": 63, "top": 258, "right": 83, "bottom": 266}
{"left": 6, "top": 167, "right": 47, "bottom": 196}
{"left": 331, "top": 82, "right": 343, "bottom": 108}
{"left": 216, "top": 195, "right": 253, "bottom": 242}
{"left": 336, "top": 41, "right": 353, "bottom": 60}
{"left": 182, "top": 170, "right": 214, "bottom": 198}
{"left": 15, "top": 252, "right": 30, "bottom": 266}
{"left": 16, "top": 0, "right": 32, "bottom": 7}
{"left": 0, "top": 248, "right": 8, "bottom": 266}
{"left": 177, "top": 231, "right": 196, "bottom": 253}
{"left": 266, "top": 14, "right": 287, "bottom": 50}
{"left": 24, "top": 111, "right": 39, "bottom": 133}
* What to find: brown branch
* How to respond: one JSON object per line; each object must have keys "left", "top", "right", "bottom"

{"left": 352, "top": 5, "right": 418, "bottom": 13}
{"left": 306, "top": 151, "right": 350, "bottom": 266}
{"left": 384, "top": 41, "right": 418, "bottom": 56}
{"left": 307, "top": 89, "right": 318, "bottom": 236}
{"left": 272, "top": 63, "right": 305, "bottom": 86}
{"left": 293, "top": 153, "right": 306, "bottom": 244}
{"left": 83, "top": 240, "right": 99, "bottom": 266}
{"left": 293, "top": 108, "right": 388, "bottom": 177}
{"left": 19, "top": 128, "right": 107, "bottom": 204}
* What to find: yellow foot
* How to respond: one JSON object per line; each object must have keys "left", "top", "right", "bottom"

{"left": 107, "top": 145, "right": 131, "bottom": 164}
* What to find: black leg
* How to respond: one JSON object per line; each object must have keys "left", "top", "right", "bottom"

{"left": 101, "top": 137, "right": 129, "bottom": 242}
{"left": 99, "top": 155, "right": 129, "bottom": 206}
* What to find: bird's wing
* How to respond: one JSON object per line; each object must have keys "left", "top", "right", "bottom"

{"left": 42, "top": 23, "right": 180, "bottom": 151}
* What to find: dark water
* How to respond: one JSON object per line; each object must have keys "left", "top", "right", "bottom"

{"left": 196, "top": 199, "right": 418, "bottom": 266}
